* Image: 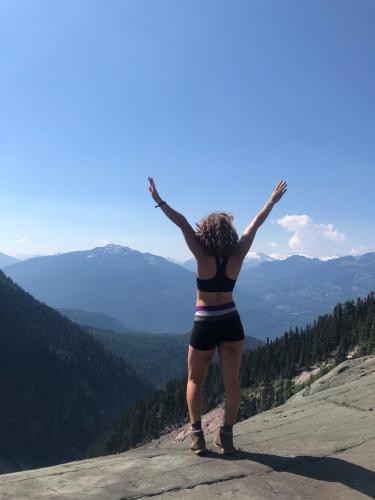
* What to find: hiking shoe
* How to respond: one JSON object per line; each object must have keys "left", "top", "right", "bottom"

{"left": 189, "top": 430, "right": 207, "bottom": 454}
{"left": 214, "top": 428, "right": 236, "bottom": 454}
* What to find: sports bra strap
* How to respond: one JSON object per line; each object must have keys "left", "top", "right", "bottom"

{"left": 215, "top": 255, "right": 227, "bottom": 272}
{"left": 196, "top": 254, "right": 236, "bottom": 292}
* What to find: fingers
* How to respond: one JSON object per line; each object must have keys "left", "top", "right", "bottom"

{"left": 276, "top": 180, "right": 287, "bottom": 192}
{"left": 272, "top": 181, "right": 286, "bottom": 196}
{"left": 271, "top": 180, "right": 287, "bottom": 202}
{"left": 279, "top": 184, "right": 287, "bottom": 197}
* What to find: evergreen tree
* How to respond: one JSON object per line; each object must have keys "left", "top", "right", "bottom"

{"left": 90, "top": 292, "right": 375, "bottom": 457}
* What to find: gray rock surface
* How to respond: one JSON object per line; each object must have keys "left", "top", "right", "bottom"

{"left": 1, "top": 355, "right": 374, "bottom": 499}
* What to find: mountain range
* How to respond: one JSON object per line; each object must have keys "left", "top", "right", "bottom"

{"left": 3, "top": 245, "right": 375, "bottom": 340}
{"left": 3, "top": 244, "right": 195, "bottom": 333}
{"left": 0, "top": 252, "right": 18, "bottom": 268}
{"left": 180, "top": 251, "right": 276, "bottom": 272}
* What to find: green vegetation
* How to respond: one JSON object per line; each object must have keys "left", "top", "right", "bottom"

{"left": 89, "top": 292, "right": 375, "bottom": 457}
{"left": 0, "top": 271, "right": 152, "bottom": 471}
{"left": 88, "top": 327, "right": 263, "bottom": 389}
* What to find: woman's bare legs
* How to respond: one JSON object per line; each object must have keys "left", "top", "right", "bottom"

{"left": 186, "top": 345, "right": 215, "bottom": 424}
{"left": 217, "top": 340, "right": 244, "bottom": 425}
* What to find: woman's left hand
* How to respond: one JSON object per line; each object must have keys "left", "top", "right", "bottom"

{"left": 270, "top": 180, "right": 287, "bottom": 204}
{"left": 148, "top": 176, "right": 163, "bottom": 204}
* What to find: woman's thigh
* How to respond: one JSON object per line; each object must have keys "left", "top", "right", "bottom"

{"left": 217, "top": 340, "right": 244, "bottom": 387}
{"left": 187, "top": 345, "right": 215, "bottom": 384}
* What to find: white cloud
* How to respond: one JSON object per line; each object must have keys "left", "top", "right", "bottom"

{"left": 97, "top": 238, "right": 109, "bottom": 245}
{"left": 276, "top": 214, "right": 346, "bottom": 257}
{"left": 269, "top": 242, "right": 279, "bottom": 248}
{"left": 17, "top": 238, "right": 30, "bottom": 243}
{"left": 320, "top": 223, "right": 346, "bottom": 242}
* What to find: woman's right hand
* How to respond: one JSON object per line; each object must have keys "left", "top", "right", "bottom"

{"left": 270, "top": 180, "right": 287, "bottom": 204}
{"left": 148, "top": 176, "right": 163, "bottom": 204}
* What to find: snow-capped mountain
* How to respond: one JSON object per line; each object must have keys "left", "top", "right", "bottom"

{"left": 3, "top": 245, "right": 375, "bottom": 340}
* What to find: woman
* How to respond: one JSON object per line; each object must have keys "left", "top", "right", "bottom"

{"left": 148, "top": 176, "right": 287, "bottom": 454}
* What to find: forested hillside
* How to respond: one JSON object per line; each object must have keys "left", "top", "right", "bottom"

{"left": 58, "top": 308, "right": 130, "bottom": 333}
{"left": 89, "top": 292, "right": 375, "bottom": 457}
{"left": 88, "top": 327, "right": 263, "bottom": 388}
{"left": 0, "top": 271, "right": 152, "bottom": 473}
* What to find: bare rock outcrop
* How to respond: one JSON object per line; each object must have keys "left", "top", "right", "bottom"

{"left": 0, "top": 355, "right": 374, "bottom": 499}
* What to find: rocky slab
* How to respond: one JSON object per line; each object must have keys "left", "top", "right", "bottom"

{"left": 0, "top": 355, "right": 374, "bottom": 499}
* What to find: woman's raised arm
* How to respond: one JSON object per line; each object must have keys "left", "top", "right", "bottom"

{"left": 238, "top": 180, "right": 287, "bottom": 258}
{"left": 148, "top": 176, "right": 204, "bottom": 258}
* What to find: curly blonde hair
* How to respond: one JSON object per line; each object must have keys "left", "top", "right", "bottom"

{"left": 194, "top": 212, "right": 240, "bottom": 257}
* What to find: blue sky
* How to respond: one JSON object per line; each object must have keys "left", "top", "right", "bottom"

{"left": 1, "top": 0, "right": 374, "bottom": 261}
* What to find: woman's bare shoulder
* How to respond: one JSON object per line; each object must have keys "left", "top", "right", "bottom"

{"left": 226, "top": 248, "right": 246, "bottom": 275}
{"left": 228, "top": 247, "right": 246, "bottom": 262}
{"left": 194, "top": 251, "right": 214, "bottom": 266}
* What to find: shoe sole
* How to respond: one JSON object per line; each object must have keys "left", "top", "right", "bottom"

{"left": 190, "top": 438, "right": 207, "bottom": 455}
{"left": 189, "top": 430, "right": 207, "bottom": 454}
{"left": 191, "top": 447, "right": 207, "bottom": 454}
{"left": 214, "top": 440, "right": 236, "bottom": 454}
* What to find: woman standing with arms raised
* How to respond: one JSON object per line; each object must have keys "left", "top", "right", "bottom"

{"left": 148, "top": 177, "right": 287, "bottom": 454}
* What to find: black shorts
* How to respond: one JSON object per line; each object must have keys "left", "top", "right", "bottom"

{"left": 190, "top": 307, "right": 245, "bottom": 351}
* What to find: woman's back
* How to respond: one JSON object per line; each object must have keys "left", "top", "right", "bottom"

{"left": 195, "top": 252, "right": 245, "bottom": 306}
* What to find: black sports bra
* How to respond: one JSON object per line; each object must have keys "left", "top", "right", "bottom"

{"left": 196, "top": 255, "right": 237, "bottom": 292}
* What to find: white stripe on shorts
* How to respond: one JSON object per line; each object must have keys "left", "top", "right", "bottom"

{"left": 194, "top": 305, "right": 238, "bottom": 317}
